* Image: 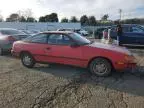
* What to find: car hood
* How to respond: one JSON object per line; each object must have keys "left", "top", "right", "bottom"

{"left": 88, "top": 42, "right": 132, "bottom": 55}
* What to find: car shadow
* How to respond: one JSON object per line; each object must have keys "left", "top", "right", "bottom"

{"left": 33, "top": 63, "right": 144, "bottom": 97}
{"left": 34, "top": 64, "right": 87, "bottom": 79}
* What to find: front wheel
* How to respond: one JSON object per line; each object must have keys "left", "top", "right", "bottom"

{"left": 89, "top": 58, "right": 112, "bottom": 77}
{"left": 21, "top": 53, "right": 35, "bottom": 68}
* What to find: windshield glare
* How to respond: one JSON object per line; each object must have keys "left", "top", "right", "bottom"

{"left": 69, "top": 33, "right": 90, "bottom": 45}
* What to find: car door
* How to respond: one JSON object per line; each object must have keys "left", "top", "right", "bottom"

{"left": 123, "top": 26, "right": 144, "bottom": 44}
{"left": 120, "top": 26, "right": 132, "bottom": 44}
{"left": 130, "top": 26, "right": 144, "bottom": 44}
{"left": 24, "top": 33, "right": 50, "bottom": 62}
{"left": 44, "top": 33, "right": 84, "bottom": 67}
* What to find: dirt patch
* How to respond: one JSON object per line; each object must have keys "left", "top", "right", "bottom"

{"left": 0, "top": 49, "right": 144, "bottom": 108}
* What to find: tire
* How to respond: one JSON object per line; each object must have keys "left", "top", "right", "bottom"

{"left": 0, "top": 47, "right": 3, "bottom": 56}
{"left": 21, "top": 52, "right": 35, "bottom": 68}
{"left": 89, "top": 58, "right": 112, "bottom": 77}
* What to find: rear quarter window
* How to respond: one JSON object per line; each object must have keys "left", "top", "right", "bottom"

{"left": 23, "top": 33, "right": 48, "bottom": 44}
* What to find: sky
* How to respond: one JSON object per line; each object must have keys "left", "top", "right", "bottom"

{"left": 0, "top": 0, "right": 144, "bottom": 20}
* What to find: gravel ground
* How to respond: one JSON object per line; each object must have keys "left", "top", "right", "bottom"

{"left": 0, "top": 48, "right": 144, "bottom": 108}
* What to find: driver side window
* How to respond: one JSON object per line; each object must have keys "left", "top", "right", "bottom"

{"left": 48, "top": 34, "right": 73, "bottom": 45}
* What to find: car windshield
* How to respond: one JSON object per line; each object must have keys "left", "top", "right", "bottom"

{"left": 0, "top": 29, "right": 25, "bottom": 35}
{"left": 69, "top": 33, "right": 91, "bottom": 45}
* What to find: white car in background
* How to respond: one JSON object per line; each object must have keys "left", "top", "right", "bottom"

{"left": 77, "top": 29, "right": 89, "bottom": 36}
{"left": 57, "top": 28, "right": 89, "bottom": 36}
{"left": 20, "top": 30, "right": 41, "bottom": 36}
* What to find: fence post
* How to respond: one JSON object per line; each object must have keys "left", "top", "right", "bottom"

{"left": 93, "top": 27, "right": 95, "bottom": 38}
{"left": 108, "top": 29, "right": 111, "bottom": 40}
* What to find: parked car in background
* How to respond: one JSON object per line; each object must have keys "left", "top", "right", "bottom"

{"left": 75, "top": 29, "right": 89, "bottom": 36}
{"left": 0, "top": 28, "right": 30, "bottom": 55}
{"left": 95, "top": 27, "right": 108, "bottom": 39}
{"left": 30, "top": 30, "right": 40, "bottom": 34}
{"left": 57, "top": 28, "right": 74, "bottom": 32}
{"left": 57, "top": 28, "right": 89, "bottom": 36}
{"left": 104, "top": 24, "right": 144, "bottom": 45}
{"left": 12, "top": 31, "right": 136, "bottom": 76}
{"left": 20, "top": 30, "right": 40, "bottom": 36}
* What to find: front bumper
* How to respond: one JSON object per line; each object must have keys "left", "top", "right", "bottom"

{"left": 11, "top": 50, "right": 20, "bottom": 57}
{"left": 114, "top": 62, "right": 137, "bottom": 71}
{"left": 115, "top": 54, "right": 137, "bottom": 71}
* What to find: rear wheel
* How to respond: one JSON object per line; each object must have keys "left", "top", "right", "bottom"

{"left": 89, "top": 58, "right": 112, "bottom": 77}
{"left": 21, "top": 52, "right": 35, "bottom": 68}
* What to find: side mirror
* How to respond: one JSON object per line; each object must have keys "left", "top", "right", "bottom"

{"left": 70, "top": 43, "right": 79, "bottom": 47}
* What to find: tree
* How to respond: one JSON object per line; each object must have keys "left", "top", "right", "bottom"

{"left": 23, "top": 9, "right": 33, "bottom": 19}
{"left": 6, "top": 13, "right": 20, "bottom": 22}
{"left": 39, "top": 16, "right": 46, "bottom": 22}
{"left": 0, "top": 15, "right": 3, "bottom": 22}
{"left": 80, "top": 15, "right": 89, "bottom": 26}
{"left": 19, "top": 16, "right": 26, "bottom": 22}
{"left": 70, "top": 16, "right": 78, "bottom": 23}
{"left": 48, "top": 13, "right": 59, "bottom": 22}
{"left": 39, "top": 13, "right": 59, "bottom": 22}
{"left": 17, "top": 10, "right": 23, "bottom": 18}
{"left": 17, "top": 9, "right": 36, "bottom": 22}
{"left": 89, "top": 16, "right": 97, "bottom": 26}
{"left": 121, "top": 18, "right": 142, "bottom": 24}
{"left": 101, "top": 14, "right": 109, "bottom": 21}
{"left": 0, "top": 11, "right": 3, "bottom": 22}
{"left": 61, "top": 17, "right": 68, "bottom": 23}
{"left": 27, "top": 17, "right": 36, "bottom": 22}
{"left": 0, "top": 18, "right": 3, "bottom": 22}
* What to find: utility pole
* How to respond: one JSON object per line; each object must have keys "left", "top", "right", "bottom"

{"left": 119, "top": 9, "right": 122, "bottom": 21}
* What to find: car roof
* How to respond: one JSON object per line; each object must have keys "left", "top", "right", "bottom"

{"left": 41, "top": 31, "right": 73, "bottom": 34}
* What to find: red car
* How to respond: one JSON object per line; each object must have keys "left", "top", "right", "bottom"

{"left": 11, "top": 31, "right": 136, "bottom": 76}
